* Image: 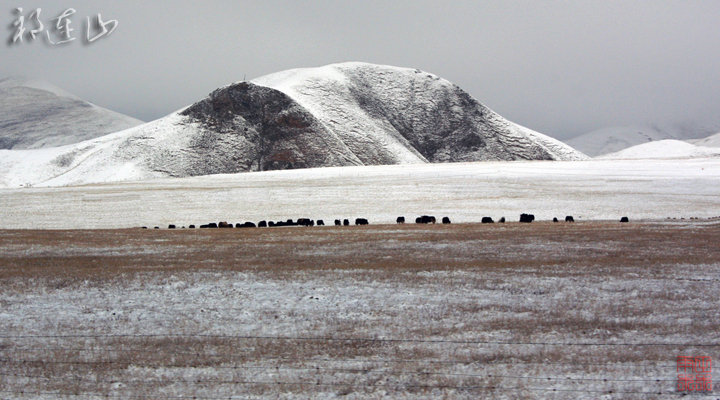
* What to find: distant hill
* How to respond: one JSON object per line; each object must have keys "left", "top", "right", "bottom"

{"left": 689, "top": 131, "right": 720, "bottom": 147}
{"left": 566, "top": 123, "right": 719, "bottom": 157}
{"left": 0, "top": 62, "right": 586, "bottom": 187}
{"left": 0, "top": 77, "right": 143, "bottom": 149}
{"left": 600, "top": 139, "right": 720, "bottom": 160}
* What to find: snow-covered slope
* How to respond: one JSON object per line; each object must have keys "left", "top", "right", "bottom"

{"left": 689, "top": 131, "right": 720, "bottom": 147}
{"left": 0, "top": 77, "right": 143, "bottom": 149}
{"left": 566, "top": 125, "right": 676, "bottom": 157}
{"left": 600, "top": 139, "right": 720, "bottom": 160}
{"left": 0, "top": 63, "right": 586, "bottom": 188}
{"left": 567, "top": 123, "right": 720, "bottom": 157}
{"left": 253, "top": 62, "right": 585, "bottom": 163}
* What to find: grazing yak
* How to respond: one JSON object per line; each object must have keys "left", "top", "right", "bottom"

{"left": 416, "top": 215, "right": 436, "bottom": 224}
{"left": 270, "top": 219, "right": 298, "bottom": 227}
{"left": 188, "top": 225, "right": 196, "bottom": 229}
{"left": 334, "top": 219, "right": 342, "bottom": 226}
{"left": 219, "top": 221, "right": 233, "bottom": 228}
{"left": 355, "top": 218, "right": 369, "bottom": 225}
{"left": 520, "top": 214, "right": 535, "bottom": 223}
{"left": 565, "top": 216, "right": 574, "bottom": 222}
{"left": 442, "top": 217, "right": 451, "bottom": 224}
{"left": 620, "top": 216, "right": 629, "bottom": 223}
{"left": 297, "top": 218, "right": 315, "bottom": 227}
{"left": 499, "top": 217, "right": 506, "bottom": 223}
{"left": 481, "top": 217, "right": 494, "bottom": 224}
{"left": 168, "top": 224, "right": 177, "bottom": 229}
{"left": 343, "top": 219, "right": 350, "bottom": 226}
{"left": 396, "top": 216, "right": 405, "bottom": 224}
{"left": 317, "top": 220, "right": 325, "bottom": 226}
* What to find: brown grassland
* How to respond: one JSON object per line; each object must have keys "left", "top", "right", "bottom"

{"left": 0, "top": 221, "right": 719, "bottom": 399}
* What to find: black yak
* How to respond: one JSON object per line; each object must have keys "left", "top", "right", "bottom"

{"left": 519, "top": 214, "right": 535, "bottom": 223}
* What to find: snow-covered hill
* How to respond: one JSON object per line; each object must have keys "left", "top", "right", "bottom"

{"left": 566, "top": 123, "right": 719, "bottom": 156}
{"left": 600, "top": 139, "right": 720, "bottom": 160}
{"left": 0, "top": 62, "right": 586, "bottom": 188}
{"left": 689, "top": 131, "right": 720, "bottom": 147}
{"left": 566, "top": 125, "right": 677, "bottom": 157}
{"left": 0, "top": 77, "right": 143, "bottom": 149}
{"left": 252, "top": 62, "right": 584, "bottom": 163}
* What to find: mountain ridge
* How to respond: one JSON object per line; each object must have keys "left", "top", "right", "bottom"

{"left": 0, "top": 62, "right": 586, "bottom": 188}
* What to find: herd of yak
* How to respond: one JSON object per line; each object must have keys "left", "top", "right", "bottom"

{"left": 143, "top": 214, "right": 630, "bottom": 230}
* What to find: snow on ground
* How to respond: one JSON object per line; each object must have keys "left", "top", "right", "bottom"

{"left": 0, "top": 158, "right": 718, "bottom": 229}
{"left": 600, "top": 139, "right": 720, "bottom": 160}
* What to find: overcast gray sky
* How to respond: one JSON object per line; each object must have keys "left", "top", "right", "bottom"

{"left": 2, "top": 0, "right": 720, "bottom": 139}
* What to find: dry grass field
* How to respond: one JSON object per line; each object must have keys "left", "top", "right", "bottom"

{"left": 1, "top": 221, "right": 719, "bottom": 399}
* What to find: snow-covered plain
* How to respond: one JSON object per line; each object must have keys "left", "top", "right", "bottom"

{"left": 0, "top": 158, "right": 718, "bottom": 229}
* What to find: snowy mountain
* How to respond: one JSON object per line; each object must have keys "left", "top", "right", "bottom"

{"left": 0, "top": 62, "right": 586, "bottom": 187}
{"left": 600, "top": 139, "right": 720, "bottom": 160}
{"left": 0, "top": 77, "right": 143, "bottom": 149}
{"left": 689, "top": 132, "right": 720, "bottom": 147}
{"left": 566, "top": 123, "right": 719, "bottom": 157}
{"left": 252, "top": 62, "right": 584, "bottom": 164}
{"left": 566, "top": 125, "right": 678, "bottom": 157}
